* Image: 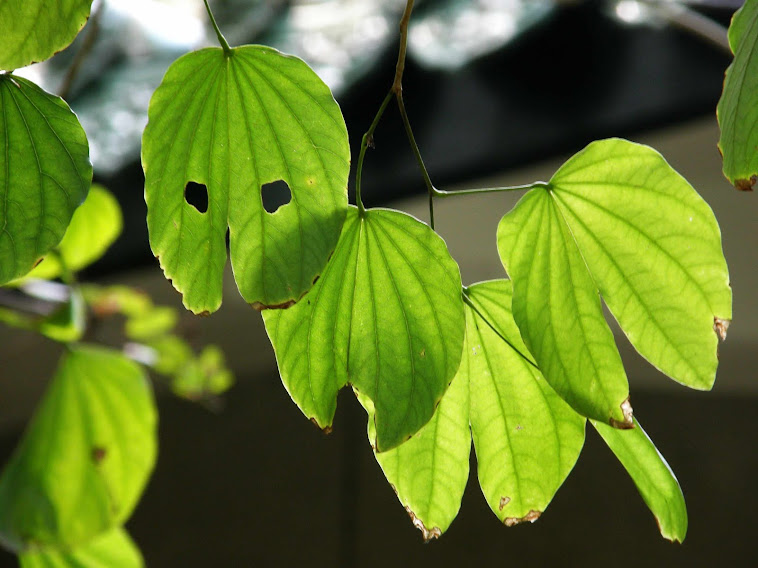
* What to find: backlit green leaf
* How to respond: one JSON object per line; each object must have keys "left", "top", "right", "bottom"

{"left": 0, "top": 1, "right": 93, "bottom": 71}
{"left": 365, "top": 280, "right": 585, "bottom": 538}
{"left": 0, "top": 346, "right": 157, "bottom": 552}
{"left": 25, "top": 185, "right": 122, "bottom": 281}
{"left": 18, "top": 527, "right": 144, "bottom": 568}
{"left": 717, "top": 0, "right": 758, "bottom": 189}
{"left": 142, "top": 45, "right": 349, "bottom": 314}
{"left": 0, "top": 75, "right": 92, "bottom": 285}
{"left": 498, "top": 139, "right": 730, "bottom": 424}
{"left": 592, "top": 418, "right": 687, "bottom": 543}
{"left": 264, "top": 206, "right": 464, "bottom": 452}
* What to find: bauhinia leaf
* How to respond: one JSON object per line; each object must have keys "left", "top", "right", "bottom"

{"left": 18, "top": 527, "right": 144, "bottom": 568}
{"left": 363, "top": 280, "right": 585, "bottom": 538}
{"left": 0, "top": 1, "right": 93, "bottom": 71}
{"left": 142, "top": 45, "right": 349, "bottom": 314}
{"left": 0, "top": 74, "right": 92, "bottom": 285}
{"left": 717, "top": 0, "right": 758, "bottom": 190}
{"left": 592, "top": 418, "right": 687, "bottom": 543}
{"left": 498, "top": 139, "right": 731, "bottom": 424}
{"left": 24, "top": 185, "right": 122, "bottom": 281}
{"left": 0, "top": 346, "right": 158, "bottom": 552}
{"left": 263, "top": 206, "right": 465, "bottom": 452}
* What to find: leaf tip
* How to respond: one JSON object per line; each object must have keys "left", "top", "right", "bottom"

{"left": 405, "top": 506, "right": 441, "bottom": 543}
{"left": 714, "top": 317, "right": 730, "bottom": 341}
{"left": 609, "top": 398, "right": 634, "bottom": 430}
{"left": 734, "top": 176, "right": 756, "bottom": 191}
{"left": 309, "top": 417, "right": 332, "bottom": 435}
{"left": 504, "top": 510, "right": 541, "bottom": 527}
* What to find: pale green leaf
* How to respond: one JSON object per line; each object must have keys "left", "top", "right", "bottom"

{"left": 124, "top": 307, "right": 177, "bottom": 341}
{"left": 0, "top": 1, "right": 93, "bottom": 70}
{"left": 549, "top": 139, "right": 731, "bottom": 389}
{"left": 36, "top": 288, "right": 85, "bottom": 342}
{"left": 142, "top": 45, "right": 349, "bottom": 314}
{"left": 18, "top": 527, "right": 144, "bottom": 568}
{"left": 25, "top": 185, "right": 122, "bottom": 281}
{"left": 497, "top": 187, "right": 631, "bottom": 426}
{"left": 364, "top": 280, "right": 584, "bottom": 538}
{"left": 0, "top": 75, "right": 92, "bottom": 285}
{"left": 717, "top": 0, "right": 758, "bottom": 189}
{"left": 592, "top": 418, "right": 687, "bottom": 543}
{"left": 264, "top": 206, "right": 464, "bottom": 451}
{"left": 466, "top": 281, "right": 585, "bottom": 526}
{"left": 498, "top": 139, "right": 730, "bottom": 425}
{"left": 0, "top": 346, "right": 158, "bottom": 552}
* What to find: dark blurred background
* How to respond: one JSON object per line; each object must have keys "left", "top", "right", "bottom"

{"left": 2, "top": 0, "right": 758, "bottom": 565}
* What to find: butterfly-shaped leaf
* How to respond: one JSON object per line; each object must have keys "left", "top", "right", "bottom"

{"left": 0, "top": 346, "right": 157, "bottom": 552}
{"left": 0, "top": 74, "right": 91, "bottom": 285}
{"left": 18, "top": 527, "right": 144, "bottom": 568}
{"left": 498, "top": 139, "right": 731, "bottom": 425}
{"left": 264, "top": 206, "right": 465, "bottom": 451}
{"left": 142, "top": 45, "right": 349, "bottom": 314}
{"left": 0, "top": 0, "right": 93, "bottom": 71}
{"left": 717, "top": 0, "right": 758, "bottom": 190}
{"left": 364, "top": 280, "right": 585, "bottom": 537}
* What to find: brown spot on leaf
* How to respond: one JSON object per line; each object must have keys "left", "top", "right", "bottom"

{"left": 251, "top": 299, "right": 296, "bottom": 311}
{"left": 734, "top": 176, "right": 756, "bottom": 191}
{"left": 32, "top": 257, "right": 44, "bottom": 268}
{"left": 609, "top": 397, "right": 634, "bottom": 429}
{"left": 312, "top": 274, "right": 320, "bottom": 285}
{"left": 405, "top": 506, "right": 441, "bottom": 542}
{"left": 504, "top": 510, "right": 541, "bottom": 527}
{"left": 714, "top": 317, "right": 730, "bottom": 341}
{"left": 499, "top": 496, "right": 511, "bottom": 511}
{"left": 91, "top": 447, "right": 107, "bottom": 464}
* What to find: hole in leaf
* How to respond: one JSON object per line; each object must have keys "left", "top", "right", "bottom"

{"left": 185, "top": 181, "right": 208, "bottom": 213}
{"left": 261, "top": 180, "right": 292, "bottom": 214}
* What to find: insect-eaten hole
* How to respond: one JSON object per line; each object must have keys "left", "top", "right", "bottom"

{"left": 261, "top": 179, "right": 291, "bottom": 214}
{"left": 185, "top": 181, "right": 208, "bottom": 213}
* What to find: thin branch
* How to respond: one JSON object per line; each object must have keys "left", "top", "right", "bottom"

{"left": 58, "top": 0, "right": 104, "bottom": 100}
{"left": 650, "top": 0, "right": 731, "bottom": 54}
{"left": 354, "top": 90, "right": 393, "bottom": 215}
{"left": 433, "top": 182, "right": 549, "bottom": 198}
{"left": 203, "top": 0, "right": 232, "bottom": 55}
{"left": 393, "top": 0, "right": 415, "bottom": 94}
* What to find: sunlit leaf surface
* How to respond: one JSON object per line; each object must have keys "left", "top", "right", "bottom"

{"left": 593, "top": 418, "right": 687, "bottom": 543}
{"left": 24, "top": 185, "right": 121, "bottom": 281}
{"left": 0, "top": 0, "right": 93, "bottom": 70}
{"left": 0, "top": 75, "right": 91, "bottom": 285}
{"left": 264, "top": 206, "right": 464, "bottom": 451}
{"left": 0, "top": 346, "right": 157, "bottom": 552}
{"left": 19, "top": 527, "right": 144, "bottom": 568}
{"left": 365, "top": 280, "right": 585, "bottom": 537}
{"left": 143, "top": 45, "right": 349, "bottom": 314}
{"left": 498, "top": 139, "right": 730, "bottom": 424}
{"left": 717, "top": 0, "right": 758, "bottom": 189}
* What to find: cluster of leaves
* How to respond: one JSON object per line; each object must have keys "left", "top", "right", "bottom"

{"left": 0, "top": 0, "right": 756, "bottom": 565}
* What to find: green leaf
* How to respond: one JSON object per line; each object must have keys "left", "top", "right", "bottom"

{"left": 0, "top": 346, "right": 158, "bottom": 552}
{"left": 142, "top": 45, "right": 349, "bottom": 314}
{"left": 124, "top": 307, "right": 177, "bottom": 341}
{"left": 0, "top": 75, "right": 92, "bottom": 285}
{"left": 24, "top": 185, "right": 122, "bottom": 281}
{"left": 498, "top": 139, "right": 731, "bottom": 423}
{"left": 36, "top": 288, "right": 85, "bottom": 342}
{"left": 264, "top": 206, "right": 464, "bottom": 451}
{"left": 364, "top": 280, "right": 585, "bottom": 538}
{"left": 592, "top": 418, "right": 687, "bottom": 543}
{"left": 717, "top": 0, "right": 758, "bottom": 190}
{"left": 18, "top": 527, "right": 144, "bottom": 568}
{"left": 0, "top": 1, "right": 93, "bottom": 71}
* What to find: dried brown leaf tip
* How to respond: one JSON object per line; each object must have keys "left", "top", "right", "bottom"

{"left": 499, "top": 496, "right": 511, "bottom": 511}
{"left": 714, "top": 317, "right": 730, "bottom": 341}
{"left": 609, "top": 397, "right": 634, "bottom": 429}
{"left": 504, "top": 510, "right": 541, "bottom": 527}
{"left": 405, "top": 506, "right": 441, "bottom": 543}
{"left": 309, "top": 417, "right": 332, "bottom": 435}
{"left": 734, "top": 175, "right": 756, "bottom": 191}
